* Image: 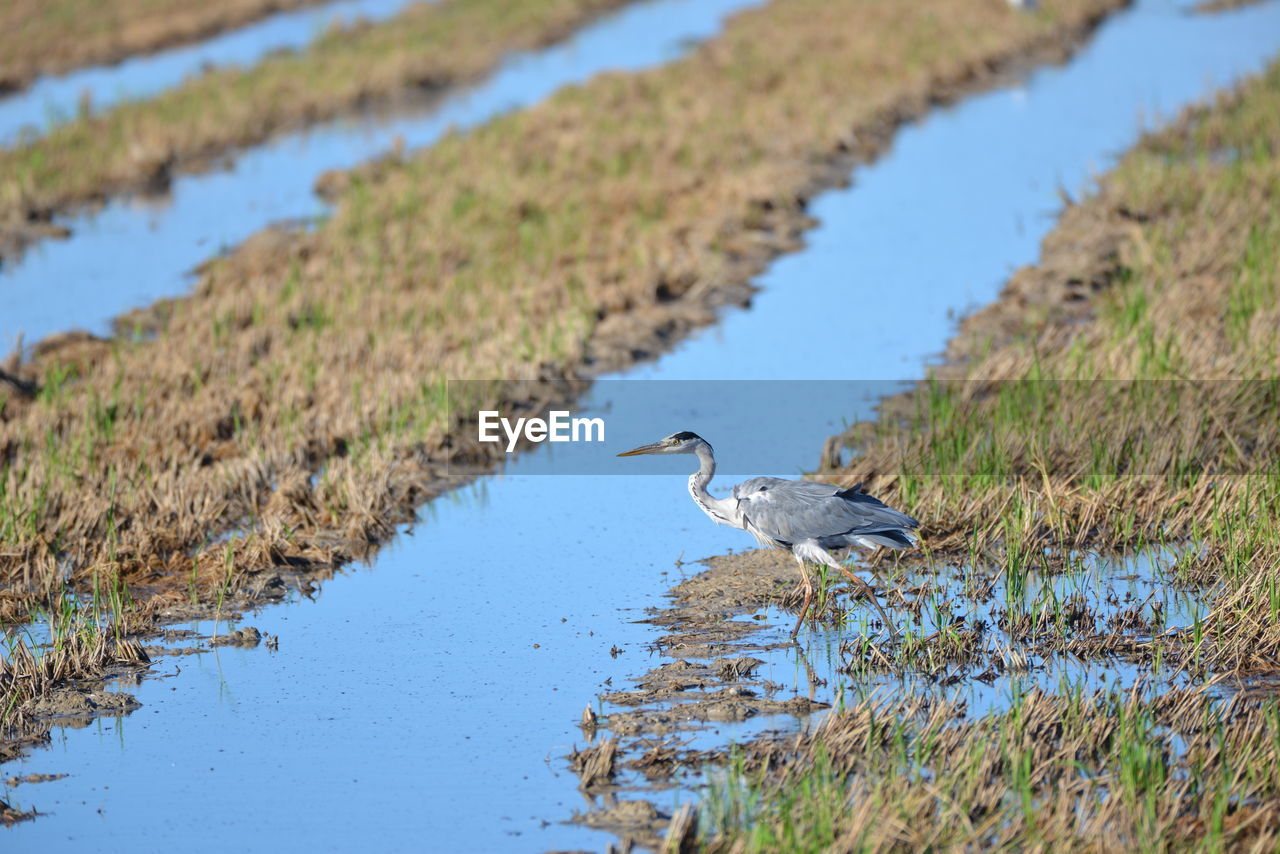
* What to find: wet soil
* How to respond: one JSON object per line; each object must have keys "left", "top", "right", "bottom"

{"left": 566, "top": 550, "right": 838, "bottom": 842}
{"left": 569, "top": 532, "right": 1218, "bottom": 841}
{"left": 20, "top": 689, "right": 142, "bottom": 725}
{"left": 209, "top": 625, "right": 263, "bottom": 647}
{"left": 0, "top": 799, "right": 36, "bottom": 827}
{"left": 4, "top": 773, "right": 66, "bottom": 786}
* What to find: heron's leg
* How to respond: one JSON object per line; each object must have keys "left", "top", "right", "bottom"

{"left": 790, "top": 554, "right": 814, "bottom": 639}
{"left": 824, "top": 553, "right": 897, "bottom": 639}
{"left": 838, "top": 567, "right": 893, "bottom": 628}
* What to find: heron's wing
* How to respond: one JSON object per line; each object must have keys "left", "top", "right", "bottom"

{"left": 735, "top": 479, "right": 917, "bottom": 544}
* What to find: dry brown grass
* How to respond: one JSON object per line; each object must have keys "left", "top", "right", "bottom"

{"left": 705, "top": 685, "right": 1280, "bottom": 851}
{"left": 0, "top": 633, "right": 149, "bottom": 724}
{"left": 0, "top": 0, "right": 332, "bottom": 93}
{"left": 0, "top": 0, "right": 639, "bottom": 260}
{"left": 0, "top": 0, "right": 1124, "bottom": 637}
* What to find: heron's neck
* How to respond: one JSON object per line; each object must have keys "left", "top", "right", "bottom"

{"left": 688, "top": 444, "right": 736, "bottom": 526}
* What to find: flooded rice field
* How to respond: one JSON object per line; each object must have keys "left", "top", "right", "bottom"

{"left": 4, "top": 0, "right": 1280, "bottom": 849}
{"left": 0, "top": 0, "right": 420, "bottom": 146}
{"left": 0, "top": 0, "right": 765, "bottom": 351}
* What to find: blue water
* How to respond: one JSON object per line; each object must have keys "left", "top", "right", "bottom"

{"left": 4, "top": 0, "right": 1280, "bottom": 850}
{"left": 0, "top": 0, "right": 421, "bottom": 146}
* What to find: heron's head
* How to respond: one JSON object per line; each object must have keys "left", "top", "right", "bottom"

{"left": 617, "top": 431, "right": 707, "bottom": 457}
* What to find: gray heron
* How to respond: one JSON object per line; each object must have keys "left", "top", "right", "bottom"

{"left": 618, "top": 431, "right": 918, "bottom": 639}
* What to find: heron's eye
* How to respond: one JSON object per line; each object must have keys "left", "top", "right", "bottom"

{"left": 668, "top": 437, "right": 680, "bottom": 445}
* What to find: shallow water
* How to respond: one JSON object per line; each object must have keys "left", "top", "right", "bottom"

{"left": 5, "top": 0, "right": 1280, "bottom": 850}
{"left": 697, "top": 547, "right": 1208, "bottom": 734}
{"left": 0, "top": 0, "right": 421, "bottom": 146}
{"left": 0, "top": 0, "right": 765, "bottom": 352}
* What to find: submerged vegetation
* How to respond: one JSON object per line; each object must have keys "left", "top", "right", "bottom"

{"left": 696, "top": 55, "right": 1280, "bottom": 853}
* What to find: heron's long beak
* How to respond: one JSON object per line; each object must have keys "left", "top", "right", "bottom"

{"left": 617, "top": 441, "right": 665, "bottom": 457}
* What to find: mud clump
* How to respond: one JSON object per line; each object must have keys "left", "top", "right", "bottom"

{"left": 1194, "top": 0, "right": 1268, "bottom": 12}
{"left": 570, "top": 738, "right": 618, "bottom": 791}
{"left": 20, "top": 689, "right": 141, "bottom": 726}
{"left": 573, "top": 798, "right": 668, "bottom": 852}
{"left": 716, "top": 656, "right": 765, "bottom": 680}
{"left": 607, "top": 693, "right": 826, "bottom": 738}
{"left": 603, "top": 653, "right": 829, "bottom": 737}
{"left": 4, "top": 773, "right": 67, "bottom": 786}
{"left": 211, "top": 625, "right": 263, "bottom": 647}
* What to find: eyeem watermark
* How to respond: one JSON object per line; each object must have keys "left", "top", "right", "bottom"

{"left": 450, "top": 379, "right": 1270, "bottom": 476}
{"left": 478, "top": 410, "right": 606, "bottom": 452}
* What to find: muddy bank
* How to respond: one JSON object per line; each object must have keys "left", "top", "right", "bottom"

{"left": 0, "top": 0, "right": 334, "bottom": 95}
{"left": 570, "top": 532, "right": 1211, "bottom": 838}
{"left": 567, "top": 551, "right": 819, "bottom": 847}
{"left": 568, "top": 548, "right": 889, "bottom": 841}
{"left": 0, "top": 632, "right": 152, "bottom": 823}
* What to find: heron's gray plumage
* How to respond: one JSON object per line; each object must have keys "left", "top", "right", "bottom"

{"left": 732, "top": 477, "right": 918, "bottom": 551}
{"left": 617, "top": 431, "right": 918, "bottom": 640}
